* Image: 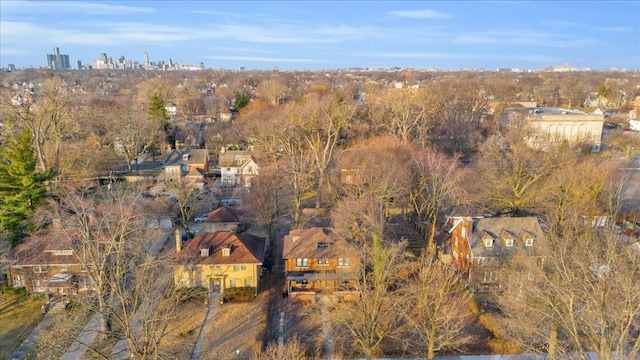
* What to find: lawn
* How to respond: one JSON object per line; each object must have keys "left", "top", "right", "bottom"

{"left": 0, "top": 289, "right": 45, "bottom": 360}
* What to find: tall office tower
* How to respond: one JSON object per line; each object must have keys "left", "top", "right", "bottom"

{"left": 144, "top": 51, "right": 150, "bottom": 67}
{"left": 46, "top": 47, "right": 71, "bottom": 69}
{"left": 75, "top": 60, "right": 82, "bottom": 70}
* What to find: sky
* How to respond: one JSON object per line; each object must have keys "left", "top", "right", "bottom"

{"left": 1, "top": 1, "right": 639, "bottom": 71}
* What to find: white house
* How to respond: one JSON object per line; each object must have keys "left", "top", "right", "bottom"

{"left": 218, "top": 148, "right": 259, "bottom": 187}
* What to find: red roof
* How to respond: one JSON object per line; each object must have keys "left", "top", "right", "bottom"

{"left": 177, "top": 231, "right": 264, "bottom": 265}
{"left": 205, "top": 207, "right": 239, "bottom": 223}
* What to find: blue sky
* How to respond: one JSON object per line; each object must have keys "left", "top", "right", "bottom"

{"left": 1, "top": 1, "right": 639, "bottom": 70}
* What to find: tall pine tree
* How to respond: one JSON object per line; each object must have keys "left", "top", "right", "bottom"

{"left": 0, "top": 129, "right": 51, "bottom": 246}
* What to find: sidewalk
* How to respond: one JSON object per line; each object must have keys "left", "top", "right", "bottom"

{"left": 190, "top": 291, "right": 220, "bottom": 360}
{"left": 59, "top": 312, "right": 102, "bottom": 360}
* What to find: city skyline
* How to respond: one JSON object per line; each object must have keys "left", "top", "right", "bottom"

{"left": 1, "top": 1, "right": 639, "bottom": 71}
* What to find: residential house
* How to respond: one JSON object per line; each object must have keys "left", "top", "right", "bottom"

{"left": 219, "top": 107, "right": 238, "bottom": 122}
{"left": 448, "top": 217, "right": 545, "bottom": 292}
{"left": 6, "top": 235, "right": 95, "bottom": 296}
{"left": 202, "top": 207, "right": 241, "bottom": 233}
{"left": 504, "top": 107, "right": 605, "bottom": 152}
{"left": 173, "top": 231, "right": 265, "bottom": 293}
{"left": 165, "top": 101, "right": 178, "bottom": 117}
{"left": 282, "top": 227, "right": 360, "bottom": 301}
{"left": 218, "top": 147, "right": 259, "bottom": 187}
{"left": 163, "top": 149, "right": 209, "bottom": 183}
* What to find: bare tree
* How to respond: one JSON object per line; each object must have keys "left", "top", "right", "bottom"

{"left": 163, "top": 178, "right": 207, "bottom": 238}
{"left": 3, "top": 77, "right": 74, "bottom": 174}
{"left": 290, "top": 92, "right": 352, "bottom": 208}
{"left": 407, "top": 258, "right": 474, "bottom": 359}
{"left": 409, "top": 147, "right": 465, "bottom": 256}
{"left": 474, "top": 135, "right": 555, "bottom": 215}
{"left": 257, "top": 77, "right": 287, "bottom": 105}
{"left": 332, "top": 235, "right": 409, "bottom": 359}
{"left": 251, "top": 337, "right": 307, "bottom": 360}
{"left": 331, "top": 136, "right": 412, "bottom": 242}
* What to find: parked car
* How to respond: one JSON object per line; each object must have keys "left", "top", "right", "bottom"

{"left": 194, "top": 214, "right": 209, "bottom": 223}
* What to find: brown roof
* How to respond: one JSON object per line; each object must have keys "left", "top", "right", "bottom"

{"left": 205, "top": 207, "right": 239, "bottom": 223}
{"left": 9, "top": 235, "right": 79, "bottom": 266}
{"left": 218, "top": 151, "right": 256, "bottom": 168}
{"left": 282, "top": 227, "right": 358, "bottom": 260}
{"left": 177, "top": 231, "right": 265, "bottom": 265}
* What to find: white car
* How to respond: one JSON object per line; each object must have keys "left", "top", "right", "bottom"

{"left": 194, "top": 214, "right": 209, "bottom": 223}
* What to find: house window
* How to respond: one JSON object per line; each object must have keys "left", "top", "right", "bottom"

{"left": 338, "top": 258, "right": 350, "bottom": 267}
{"left": 181, "top": 165, "right": 189, "bottom": 172}
{"left": 244, "top": 279, "right": 251, "bottom": 287}
{"left": 34, "top": 265, "right": 47, "bottom": 273}
{"left": 201, "top": 248, "right": 210, "bottom": 257}
{"left": 229, "top": 279, "right": 237, "bottom": 288}
{"left": 318, "top": 258, "right": 329, "bottom": 266}
{"left": 12, "top": 275, "right": 25, "bottom": 287}
{"left": 505, "top": 238, "right": 514, "bottom": 247}
{"left": 525, "top": 238, "right": 534, "bottom": 246}
{"left": 32, "top": 280, "right": 41, "bottom": 288}
{"left": 223, "top": 223, "right": 228, "bottom": 229}
{"left": 317, "top": 242, "right": 330, "bottom": 249}
{"left": 484, "top": 238, "right": 493, "bottom": 247}
{"left": 222, "top": 247, "right": 230, "bottom": 256}
{"left": 236, "top": 159, "right": 242, "bottom": 164}
{"left": 296, "top": 258, "right": 309, "bottom": 268}
{"left": 299, "top": 280, "right": 309, "bottom": 287}
{"left": 233, "top": 265, "right": 247, "bottom": 271}
{"left": 60, "top": 264, "right": 68, "bottom": 273}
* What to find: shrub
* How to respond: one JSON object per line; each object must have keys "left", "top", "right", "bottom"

{"left": 173, "top": 287, "right": 208, "bottom": 304}
{"left": 224, "top": 287, "right": 256, "bottom": 302}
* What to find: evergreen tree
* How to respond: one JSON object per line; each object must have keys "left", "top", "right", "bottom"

{"left": 233, "top": 92, "right": 251, "bottom": 110}
{"left": 0, "top": 129, "right": 51, "bottom": 246}
{"left": 148, "top": 94, "right": 174, "bottom": 147}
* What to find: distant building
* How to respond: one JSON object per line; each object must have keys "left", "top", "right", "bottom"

{"left": 46, "top": 47, "right": 71, "bottom": 70}
{"left": 504, "top": 107, "right": 605, "bottom": 152}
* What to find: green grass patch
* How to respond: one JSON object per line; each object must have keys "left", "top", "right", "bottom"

{"left": 0, "top": 289, "right": 46, "bottom": 359}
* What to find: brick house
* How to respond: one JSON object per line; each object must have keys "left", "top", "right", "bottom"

{"left": 448, "top": 216, "right": 545, "bottom": 292}
{"left": 282, "top": 227, "right": 360, "bottom": 300}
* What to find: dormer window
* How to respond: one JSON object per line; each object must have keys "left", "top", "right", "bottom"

{"left": 505, "top": 238, "right": 514, "bottom": 247}
{"left": 200, "top": 248, "right": 210, "bottom": 257}
{"left": 222, "top": 246, "right": 231, "bottom": 257}
{"left": 236, "top": 159, "right": 242, "bottom": 164}
{"left": 525, "top": 238, "right": 534, "bottom": 246}
{"left": 484, "top": 238, "right": 493, "bottom": 247}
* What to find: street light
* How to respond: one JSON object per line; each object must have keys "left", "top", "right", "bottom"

{"left": 236, "top": 348, "right": 240, "bottom": 357}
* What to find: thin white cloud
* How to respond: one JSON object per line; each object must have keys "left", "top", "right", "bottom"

{"left": 389, "top": 9, "right": 451, "bottom": 19}
{"left": 599, "top": 26, "right": 631, "bottom": 33}
{"left": 1, "top": 1, "right": 155, "bottom": 15}
{"left": 364, "top": 52, "right": 556, "bottom": 63}
{"left": 451, "top": 30, "right": 597, "bottom": 48}
{"left": 204, "top": 55, "right": 320, "bottom": 63}
{"left": 212, "top": 47, "right": 272, "bottom": 54}
{"left": 188, "top": 10, "right": 244, "bottom": 17}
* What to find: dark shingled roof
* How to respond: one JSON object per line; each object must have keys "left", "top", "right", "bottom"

{"left": 178, "top": 231, "right": 265, "bottom": 265}
{"left": 164, "top": 149, "right": 209, "bottom": 167}
{"left": 469, "top": 217, "right": 545, "bottom": 258}
{"left": 283, "top": 227, "right": 358, "bottom": 260}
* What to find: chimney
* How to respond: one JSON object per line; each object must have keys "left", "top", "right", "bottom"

{"left": 175, "top": 229, "right": 182, "bottom": 253}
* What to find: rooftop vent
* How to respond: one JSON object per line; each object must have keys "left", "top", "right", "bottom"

{"left": 317, "top": 242, "right": 330, "bottom": 249}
